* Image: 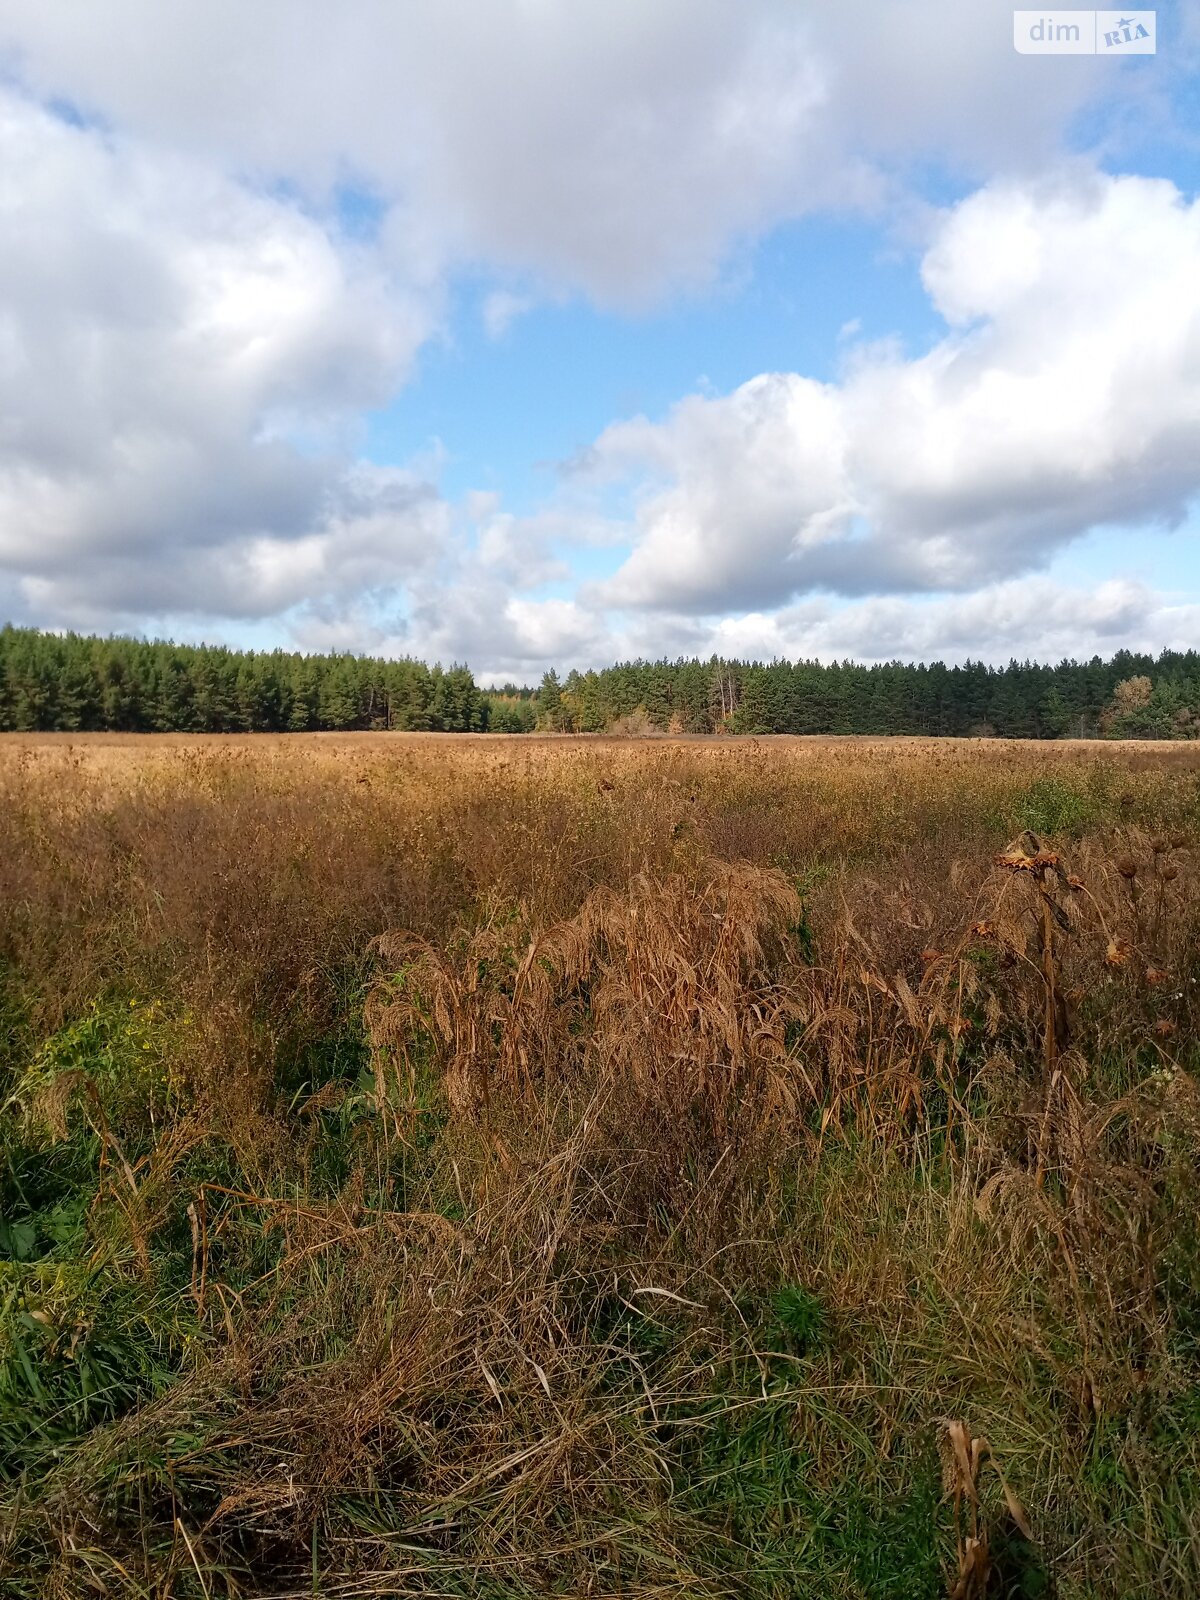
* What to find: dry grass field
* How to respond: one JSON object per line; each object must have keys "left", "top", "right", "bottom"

{"left": 2, "top": 732, "right": 1200, "bottom": 1598}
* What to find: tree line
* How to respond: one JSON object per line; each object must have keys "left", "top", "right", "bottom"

{"left": 2, "top": 624, "right": 1198, "bottom": 737}
{"left": 0, "top": 627, "right": 485, "bottom": 733}
{"left": 531, "top": 652, "right": 1200, "bottom": 739}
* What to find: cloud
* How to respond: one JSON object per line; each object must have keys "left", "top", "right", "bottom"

{"left": 367, "top": 515, "right": 618, "bottom": 680}
{"left": 0, "top": 0, "right": 1148, "bottom": 306}
{"left": 0, "top": 90, "right": 442, "bottom": 627}
{"left": 12, "top": 466, "right": 450, "bottom": 631}
{"left": 386, "top": 568, "right": 1200, "bottom": 679}
{"left": 565, "top": 577, "right": 1200, "bottom": 672}
{"left": 693, "top": 578, "right": 1187, "bottom": 665}
{"left": 482, "top": 290, "right": 535, "bottom": 340}
{"left": 585, "top": 373, "right": 851, "bottom": 611}
{"left": 590, "top": 174, "right": 1200, "bottom": 613}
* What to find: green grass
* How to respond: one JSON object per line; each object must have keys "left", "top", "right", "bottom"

{"left": 1014, "top": 774, "right": 1100, "bottom": 840}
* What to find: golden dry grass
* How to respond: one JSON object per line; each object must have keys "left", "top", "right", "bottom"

{"left": 1, "top": 733, "right": 1199, "bottom": 1599}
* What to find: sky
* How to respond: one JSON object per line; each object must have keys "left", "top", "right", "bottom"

{"left": 1, "top": 1, "right": 1199, "bottom": 684}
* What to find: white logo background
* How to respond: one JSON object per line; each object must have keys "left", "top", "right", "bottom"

{"left": 1014, "top": 10, "right": 1156, "bottom": 54}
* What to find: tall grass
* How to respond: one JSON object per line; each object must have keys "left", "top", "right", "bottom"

{"left": 1, "top": 733, "right": 1199, "bottom": 1597}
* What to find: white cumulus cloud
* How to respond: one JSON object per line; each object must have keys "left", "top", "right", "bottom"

{"left": 0, "top": 0, "right": 1147, "bottom": 305}
{"left": 590, "top": 174, "right": 1200, "bottom": 614}
{"left": 0, "top": 89, "right": 442, "bottom": 627}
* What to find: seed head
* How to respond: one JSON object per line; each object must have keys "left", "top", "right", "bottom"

{"left": 1116, "top": 857, "right": 1138, "bottom": 880}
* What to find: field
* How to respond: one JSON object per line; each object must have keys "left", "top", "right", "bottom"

{"left": 2, "top": 732, "right": 1199, "bottom": 1598}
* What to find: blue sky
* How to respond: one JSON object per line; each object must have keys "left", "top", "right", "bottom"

{"left": 366, "top": 213, "right": 948, "bottom": 511}
{"left": 1, "top": 2, "right": 1198, "bottom": 680}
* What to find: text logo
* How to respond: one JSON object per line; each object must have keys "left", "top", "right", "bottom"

{"left": 1096, "top": 11, "right": 1155, "bottom": 51}
{"left": 1014, "top": 11, "right": 1155, "bottom": 53}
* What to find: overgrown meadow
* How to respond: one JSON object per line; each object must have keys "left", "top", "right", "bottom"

{"left": 2, "top": 732, "right": 1199, "bottom": 1599}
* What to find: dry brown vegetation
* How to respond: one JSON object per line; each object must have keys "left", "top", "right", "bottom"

{"left": 2, "top": 733, "right": 1199, "bottom": 1599}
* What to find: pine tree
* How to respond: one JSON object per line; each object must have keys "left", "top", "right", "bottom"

{"left": 536, "top": 669, "right": 566, "bottom": 731}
